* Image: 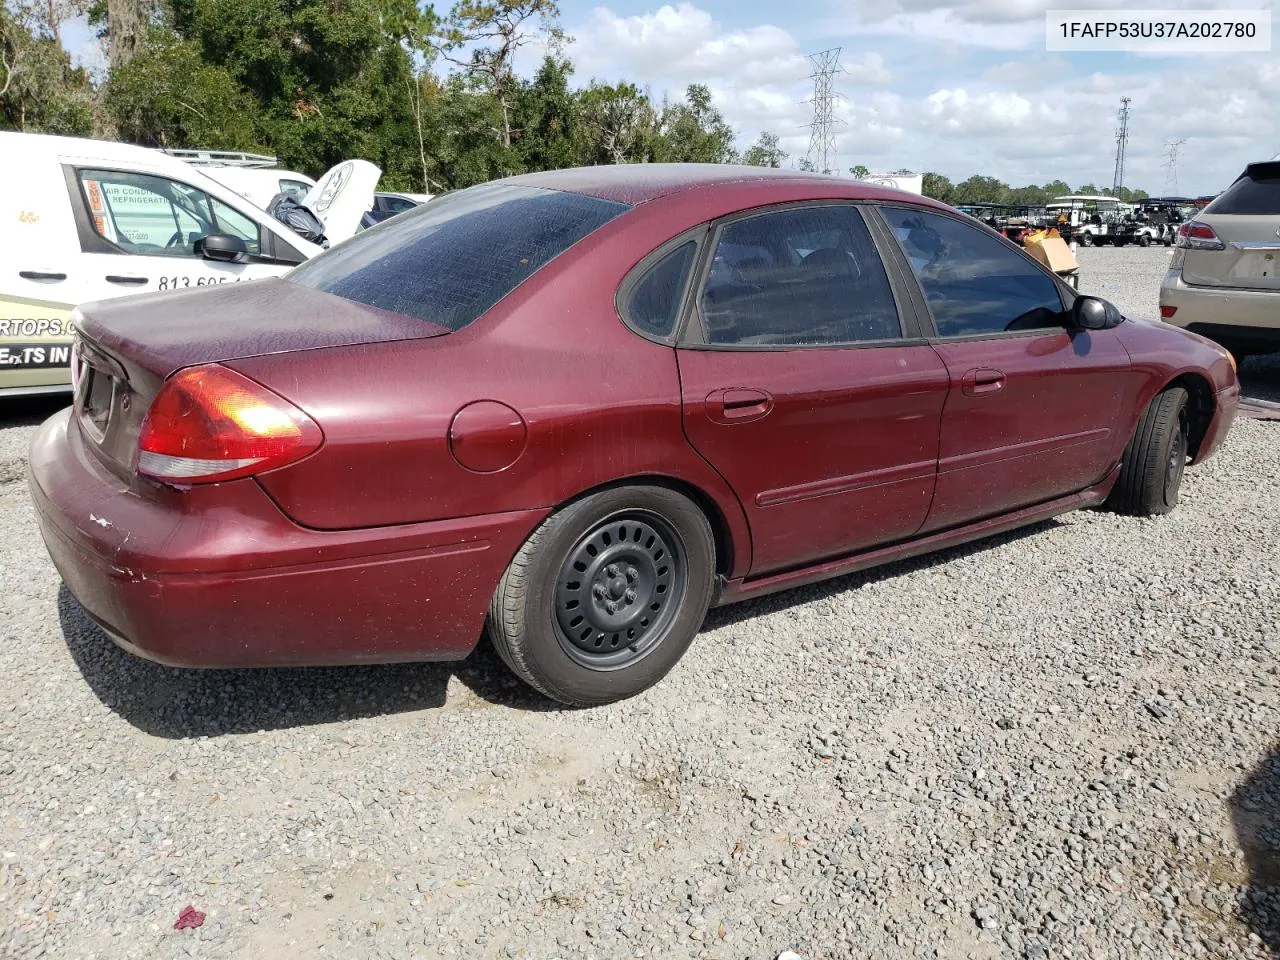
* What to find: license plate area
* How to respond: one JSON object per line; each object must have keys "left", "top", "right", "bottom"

{"left": 74, "top": 339, "right": 128, "bottom": 446}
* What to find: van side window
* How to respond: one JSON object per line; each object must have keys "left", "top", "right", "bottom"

{"left": 78, "top": 169, "right": 262, "bottom": 258}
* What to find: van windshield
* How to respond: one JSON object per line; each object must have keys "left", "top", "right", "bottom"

{"left": 287, "top": 183, "right": 631, "bottom": 331}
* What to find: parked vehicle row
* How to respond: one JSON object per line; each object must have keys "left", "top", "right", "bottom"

{"left": 27, "top": 165, "right": 1239, "bottom": 707}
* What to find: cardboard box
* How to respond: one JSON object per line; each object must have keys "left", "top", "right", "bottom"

{"left": 1026, "top": 236, "right": 1078, "bottom": 274}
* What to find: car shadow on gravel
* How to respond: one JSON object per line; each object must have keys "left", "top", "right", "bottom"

{"left": 1240, "top": 354, "right": 1280, "bottom": 405}
{"left": 1231, "top": 746, "right": 1280, "bottom": 952}
{"left": 0, "top": 395, "right": 69, "bottom": 427}
{"left": 56, "top": 586, "right": 567, "bottom": 738}
{"left": 56, "top": 518, "right": 1068, "bottom": 736}
{"left": 704, "top": 519, "right": 1060, "bottom": 630}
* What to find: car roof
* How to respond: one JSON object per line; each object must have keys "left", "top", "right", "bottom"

{"left": 501, "top": 163, "right": 948, "bottom": 208}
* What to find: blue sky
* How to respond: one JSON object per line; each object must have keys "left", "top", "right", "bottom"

{"left": 63, "top": 0, "right": 1278, "bottom": 195}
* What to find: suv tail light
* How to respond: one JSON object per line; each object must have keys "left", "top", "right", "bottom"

{"left": 138, "top": 364, "right": 322, "bottom": 484}
{"left": 1175, "top": 221, "right": 1225, "bottom": 250}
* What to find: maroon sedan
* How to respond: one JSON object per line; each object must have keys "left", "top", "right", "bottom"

{"left": 29, "top": 166, "right": 1239, "bottom": 706}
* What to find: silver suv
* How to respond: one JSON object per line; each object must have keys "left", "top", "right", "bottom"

{"left": 1159, "top": 160, "right": 1280, "bottom": 361}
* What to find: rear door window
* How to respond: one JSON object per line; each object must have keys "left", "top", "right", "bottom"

{"left": 697, "top": 204, "right": 902, "bottom": 346}
{"left": 1204, "top": 163, "right": 1280, "bottom": 215}
{"left": 287, "top": 184, "right": 630, "bottom": 331}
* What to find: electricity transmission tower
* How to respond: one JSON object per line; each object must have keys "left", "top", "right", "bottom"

{"left": 805, "top": 48, "right": 844, "bottom": 175}
{"left": 1112, "top": 96, "right": 1132, "bottom": 198}
{"left": 1163, "top": 138, "right": 1186, "bottom": 195}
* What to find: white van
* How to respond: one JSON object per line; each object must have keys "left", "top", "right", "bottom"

{"left": 0, "top": 133, "right": 378, "bottom": 398}
{"left": 161, "top": 149, "right": 317, "bottom": 210}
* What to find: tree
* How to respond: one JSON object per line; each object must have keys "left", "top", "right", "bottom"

{"left": 513, "top": 55, "right": 583, "bottom": 171}
{"left": 383, "top": 0, "right": 441, "bottom": 192}
{"left": 579, "top": 80, "right": 655, "bottom": 165}
{"left": 436, "top": 0, "right": 562, "bottom": 155}
{"left": 106, "top": 0, "right": 151, "bottom": 71}
{"left": 848, "top": 164, "right": 869, "bottom": 179}
{"left": 921, "top": 171, "right": 954, "bottom": 204}
{"left": 950, "top": 174, "right": 1009, "bottom": 205}
{"left": 651, "top": 83, "right": 735, "bottom": 164}
{"left": 742, "top": 130, "right": 785, "bottom": 168}
{"left": 2, "top": 1, "right": 94, "bottom": 133}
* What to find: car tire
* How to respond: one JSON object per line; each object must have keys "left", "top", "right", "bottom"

{"left": 1138, "top": 234, "right": 1151, "bottom": 247}
{"left": 487, "top": 485, "right": 716, "bottom": 707}
{"left": 1106, "top": 385, "right": 1191, "bottom": 517}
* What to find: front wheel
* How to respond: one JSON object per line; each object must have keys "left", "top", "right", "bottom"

{"left": 1138, "top": 234, "right": 1151, "bottom": 247}
{"left": 1079, "top": 232, "right": 1094, "bottom": 247}
{"left": 1106, "top": 386, "right": 1191, "bottom": 516}
{"left": 487, "top": 485, "right": 716, "bottom": 706}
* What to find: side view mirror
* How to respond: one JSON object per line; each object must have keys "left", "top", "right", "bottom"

{"left": 1071, "top": 295, "right": 1122, "bottom": 330}
{"left": 195, "top": 233, "right": 249, "bottom": 264}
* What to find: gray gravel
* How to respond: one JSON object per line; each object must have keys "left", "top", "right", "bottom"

{"left": 2, "top": 248, "right": 1278, "bottom": 960}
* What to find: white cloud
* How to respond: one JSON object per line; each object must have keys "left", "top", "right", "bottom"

{"left": 554, "top": 2, "right": 1278, "bottom": 193}
{"left": 576, "top": 4, "right": 808, "bottom": 87}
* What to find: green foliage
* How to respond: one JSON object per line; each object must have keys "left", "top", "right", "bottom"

{"left": 921, "top": 172, "right": 954, "bottom": 203}
{"left": 848, "top": 164, "right": 869, "bottom": 179}
{"left": 2, "top": 1, "right": 95, "bottom": 134}
{"left": 14, "top": 1, "right": 1156, "bottom": 201}
{"left": 742, "top": 131, "right": 785, "bottom": 168}
{"left": 651, "top": 84, "right": 736, "bottom": 164}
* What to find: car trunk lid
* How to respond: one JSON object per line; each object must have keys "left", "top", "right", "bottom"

{"left": 72, "top": 278, "right": 447, "bottom": 479}
{"left": 1182, "top": 162, "right": 1280, "bottom": 291}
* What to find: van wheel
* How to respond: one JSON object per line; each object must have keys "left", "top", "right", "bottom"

{"left": 487, "top": 486, "right": 716, "bottom": 707}
{"left": 1106, "top": 386, "right": 1191, "bottom": 517}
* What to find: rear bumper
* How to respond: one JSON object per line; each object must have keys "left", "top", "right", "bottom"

{"left": 1159, "top": 270, "right": 1280, "bottom": 344}
{"left": 28, "top": 408, "right": 547, "bottom": 668}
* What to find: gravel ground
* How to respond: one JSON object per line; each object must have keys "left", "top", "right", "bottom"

{"left": 1, "top": 248, "right": 1277, "bottom": 960}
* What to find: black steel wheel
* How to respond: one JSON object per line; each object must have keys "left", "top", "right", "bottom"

{"left": 553, "top": 511, "right": 685, "bottom": 670}
{"left": 487, "top": 485, "right": 716, "bottom": 706}
{"left": 1106, "top": 385, "right": 1192, "bottom": 516}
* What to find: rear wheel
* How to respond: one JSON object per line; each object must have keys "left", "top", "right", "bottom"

{"left": 1079, "top": 231, "right": 1094, "bottom": 247}
{"left": 487, "top": 485, "right": 716, "bottom": 706}
{"left": 1106, "top": 386, "right": 1191, "bottom": 516}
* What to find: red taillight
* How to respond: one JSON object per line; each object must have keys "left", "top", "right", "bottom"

{"left": 1175, "top": 221, "right": 1224, "bottom": 250}
{"left": 137, "top": 364, "right": 322, "bottom": 484}
{"left": 1159, "top": 305, "right": 1177, "bottom": 318}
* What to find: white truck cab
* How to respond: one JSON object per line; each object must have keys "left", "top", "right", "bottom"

{"left": 0, "top": 133, "right": 378, "bottom": 397}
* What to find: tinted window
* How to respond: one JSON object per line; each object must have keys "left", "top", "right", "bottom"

{"left": 699, "top": 205, "right": 900, "bottom": 346}
{"left": 287, "top": 184, "right": 629, "bottom": 331}
{"left": 882, "top": 206, "right": 1064, "bottom": 338}
{"left": 1204, "top": 163, "right": 1280, "bottom": 215}
{"left": 624, "top": 241, "right": 695, "bottom": 340}
{"left": 79, "top": 168, "right": 262, "bottom": 257}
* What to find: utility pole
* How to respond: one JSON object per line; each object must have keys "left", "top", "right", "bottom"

{"left": 1163, "top": 138, "right": 1186, "bottom": 195}
{"left": 805, "top": 48, "right": 844, "bottom": 176}
{"left": 1112, "top": 96, "right": 1132, "bottom": 198}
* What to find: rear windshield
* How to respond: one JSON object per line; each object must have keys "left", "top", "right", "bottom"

{"left": 1204, "top": 163, "right": 1280, "bottom": 215}
{"left": 287, "top": 184, "right": 630, "bottom": 331}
